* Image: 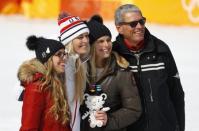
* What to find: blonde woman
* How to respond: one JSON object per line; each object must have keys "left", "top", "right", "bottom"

{"left": 80, "top": 16, "right": 142, "bottom": 131}
{"left": 58, "top": 12, "right": 90, "bottom": 131}
{"left": 18, "top": 36, "right": 70, "bottom": 131}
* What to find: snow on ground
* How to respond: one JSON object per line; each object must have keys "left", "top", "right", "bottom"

{"left": 0, "top": 15, "right": 198, "bottom": 131}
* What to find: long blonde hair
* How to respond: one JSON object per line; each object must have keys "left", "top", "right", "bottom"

{"left": 88, "top": 43, "right": 129, "bottom": 83}
{"left": 41, "top": 58, "right": 70, "bottom": 124}
{"left": 65, "top": 41, "right": 87, "bottom": 103}
{"left": 88, "top": 43, "right": 111, "bottom": 83}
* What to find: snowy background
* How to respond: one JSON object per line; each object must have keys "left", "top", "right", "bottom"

{"left": 0, "top": 15, "right": 198, "bottom": 131}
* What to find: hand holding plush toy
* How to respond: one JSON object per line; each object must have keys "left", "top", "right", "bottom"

{"left": 82, "top": 85, "right": 110, "bottom": 128}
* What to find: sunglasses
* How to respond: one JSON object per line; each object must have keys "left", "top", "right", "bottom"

{"left": 120, "top": 17, "right": 146, "bottom": 28}
{"left": 54, "top": 51, "right": 68, "bottom": 59}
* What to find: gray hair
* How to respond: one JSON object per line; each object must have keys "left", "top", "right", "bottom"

{"left": 114, "top": 4, "right": 142, "bottom": 25}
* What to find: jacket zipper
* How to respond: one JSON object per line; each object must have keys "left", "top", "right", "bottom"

{"left": 134, "top": 53, "right": 141, "bottom": 71}
{"left": 134, "top": 53, "right": 149, "bottom": 129}
{"left": 148, "top": 78, "right": 154, "bottom": 102}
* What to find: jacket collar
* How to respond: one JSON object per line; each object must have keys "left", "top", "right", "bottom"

{"left": 87, "top": 53, "right": 118, "bottom": 84}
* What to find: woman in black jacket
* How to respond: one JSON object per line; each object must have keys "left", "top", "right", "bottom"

{"left": 80, "top": 16, "right": 142, "bottom": 131}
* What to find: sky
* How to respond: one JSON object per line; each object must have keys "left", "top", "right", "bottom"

{"left": 0, "top": 15, "right": 199, "bottom": 131}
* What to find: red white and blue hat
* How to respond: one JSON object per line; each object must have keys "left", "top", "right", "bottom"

{"left": 58, "top": 14, "right": 89, "bottom": 45}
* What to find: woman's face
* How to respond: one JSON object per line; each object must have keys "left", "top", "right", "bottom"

{"left": 95, "top": 36, "right": 112, "bottom": 61}
{"left": 72, "top": 32, "right": 90, "bottom": 57}
{"left": 52, "top": 49, "right": 68, "bottom": 74}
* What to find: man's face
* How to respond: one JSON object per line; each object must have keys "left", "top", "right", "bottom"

{"left": 117, "top": 12, "right": 145, "bottom": 44}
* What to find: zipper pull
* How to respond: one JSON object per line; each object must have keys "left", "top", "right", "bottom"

{"left": 150, "top": 95, "right": 154, "bottom": 102}
{"left": 134, "top": 53, "right": 140, "bottom": 65}
{"left": 148, "top": 79, "right": 154, "bottom": 102}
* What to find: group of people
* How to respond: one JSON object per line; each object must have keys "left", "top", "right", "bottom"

{"left": 17, "top": 4, "right": 185, "bottom": 131}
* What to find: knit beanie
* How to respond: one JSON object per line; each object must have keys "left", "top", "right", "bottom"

{"left": 87, "top": 15, "right": 112, "bottom": 45}
{"left": 26, "top": 35, "right": 65, "bottom": 63}
{"left": 58, "top": 12, "right": 89, "bottom": 45}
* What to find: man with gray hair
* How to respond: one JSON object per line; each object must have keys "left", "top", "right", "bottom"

{"left": 112, "top": 4, "right": 185, "bottom": 131}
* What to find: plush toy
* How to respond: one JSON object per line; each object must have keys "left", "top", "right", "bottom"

{"left": 82, "top": 85, "right": 110, "bottom": 128}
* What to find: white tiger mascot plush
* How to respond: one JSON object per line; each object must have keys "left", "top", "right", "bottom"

{"left": 82, "top": 85, "right": 110, "bottom": 128}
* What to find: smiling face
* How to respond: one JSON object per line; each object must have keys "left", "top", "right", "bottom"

{"left": 117, "top": 11, "right": 145, "bottom": 45}
{"left": 94, "top": 36, "right": 112, "bottom": 65}
{"left": 72, "top": 32, "right": 90, "bottom": 57}
{"left": 52, "top": 49, "right": 67, "bottom": 74}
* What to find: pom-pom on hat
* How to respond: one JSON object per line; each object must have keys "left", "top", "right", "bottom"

{"left": 26, "top": 35, "right": 65, "bottom": 63}
{"left": 87, "top": 14, "right": 112, "bottom": 45}
{"left": 58, "top": 12, "right": 89, "bottom": 45}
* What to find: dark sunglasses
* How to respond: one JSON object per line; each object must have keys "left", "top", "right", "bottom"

{"left": 54, "top": 51, "right": 68, "bottom": 59}
{"left": 120, "top": 17, "right": 146, "bottom": 28}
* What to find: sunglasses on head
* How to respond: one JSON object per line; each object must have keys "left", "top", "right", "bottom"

{"left": 120, "top": 17, "right": 146, "bottom": 28}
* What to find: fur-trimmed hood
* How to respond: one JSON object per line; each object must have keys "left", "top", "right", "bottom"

{"left": 17, "top": 58, "right": 47, "bottom": 85}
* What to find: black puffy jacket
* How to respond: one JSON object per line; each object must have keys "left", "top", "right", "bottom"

{"left": 112, "top": 28, "right": 185, "bottom": 131}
